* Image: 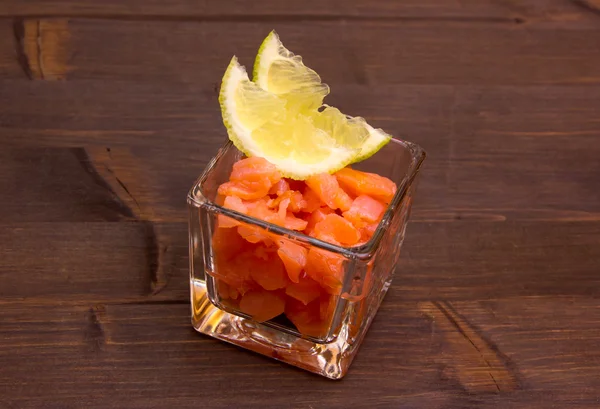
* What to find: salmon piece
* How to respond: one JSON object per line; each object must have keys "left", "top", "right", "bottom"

{"left": 276, "top": 239, "right": 308, "bottom": 283}
{"left": 335, "top": 167, "right": 397, "bottom": 204}
{"left": 358, "top": 221, "right": 379, "bottom": 242}
{"left": 306, "top": 173, "right": 352, "bottom": 212}
{"left": 247, "top": 198, "right": 279, "bottom": 223}
{"left": 305, "top": 247, "right": 344, "bottom": 294}
{"left": 343, "top": 195, "right": 386, "bottom": 224}
{"left": 217, "top": 214, "right": 240, "bottom": 229}
{"left": 213, "top": 251, "right": 257, "bottom": 295}
{"left": 312, "top": 232, "right": 341, "bottom": 246}
{"left": 302, "top": 186, "right": 323, "bottom": 213}
{"left": 237, "top": 224, "right": 274, "bottom": 245}
{"left": 215, "top": 194, "right": 226, "bottom": 207}
{"left": 341, "top": 196, "right": 385, "bottom": 242}
{"left": 285, "top": 275, "right": 321, "bottom": 305}
{"left": 285, "top": 297, "right": 329, "bottom": 338}
{"left": 239, "top": 289, "right": 286, "bottom": 323}
{"left": 249, "top": 249, "right": 289, "bottom": 291}
{"left": 218, "top": 195, "right": 249, "bottom": 228}
{"left": 212, "top": 226, "right": 250, "bottom": 261}
{"left": 269, "top": 190, "right": 306, "bottom": 213}
{"left": 334, "top": 188, "right": 353, "bottom": 212}
{"left": 223, "top": 195, "right": 248, "bottom": 213}
{"left": 319, "top": 294, "right": 337, "bottom": 322}
{"left": 219, "top": 157, "right": 282, "bottom": 200}
{"left": 218, "top": 182, "right": 269, "bottom": 200}
{"left": 288, "top": 191, "right": 308, "bottom": 212}
{"left": 230, "top": 156, "right": 282, "bottom": 186}
{"left": 277, "top": 198, "right": 290, "bottom": 220}
{"left": 269, "top": 178, "right": 290, "bottom": 196}
{"left": 313, "top": 214, "right": 361, "bottom": 245}
{"left": 216, "top": 279, "right": 232, "bottom": 300}
{"left": 304, "top": 207, "right": 333, "bottom": 235}
{"left": 229, "top": 286, "right": 240, "bottom": 300}
{"left": 242, "top": 198, "right": 309, "bottom": 232}
{"left": 282, "top": 213, "right": 308, "bottom": 231}
{"left": 216, "top": 279, "right": 241, "bottom": 302}
{"left": 306, "top": 173, "right": 338, "bottom": 209}
{"left": 218, "top": 181, "right": 270, "bottom": 200}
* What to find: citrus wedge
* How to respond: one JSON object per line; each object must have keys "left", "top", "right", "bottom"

{"left": 252, "top": 31, "right": 392, "bottom": 164}
{"left": 219, "top": 57, "right": 359, "bottom": 179}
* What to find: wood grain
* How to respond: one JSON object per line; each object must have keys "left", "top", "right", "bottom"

{"left": 1, "top": 0, "right": 599, "bottom": 406}
{"left": 1, "top": 83, "right": 598, "bottom": 222}
{"left": 2, "top": 19, "right": 600, "bottom": 84}
{"left": 0, "top": 21, "right": 23, "bottom": 78}
{"left": 0, "top": 0, "right": 598, "bottom": 27}
{"left": 1, "top": 297, "right": 599, "bottom": 407}
{"left": 0, "top": 0, "right": 523, "bottom": 19}
{"left": 419, "top": 301, "right": 519, "bottom": 393}
{"left": 17, "top": 19, "right": 71, "bottom": 80}
{"left": 0, "top": 220, "right": 598, "bottom": 304}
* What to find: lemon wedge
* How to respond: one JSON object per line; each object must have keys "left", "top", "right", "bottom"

{"left": 219, "top": 57, "right": 359, "bottom": 179}
{"left": 253, "top": 31, "right": 391, "bottom": 163}
{"left": 218, "top": 32, "right": 391, "bottom": 179}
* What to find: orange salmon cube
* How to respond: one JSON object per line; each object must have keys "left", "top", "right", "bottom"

{"left": 285, "top": 276, "right": 321, "bottom": 305}
{"left": 249, "top": 250, "right": 289, "bottom": 291}
{"left": 306, "top": 173, "right": 352, "bottom": 212}
{"left": 239, "top": 289, "right": 286, "bottom": 323}
{"left": 305, "top": 248, "right": 344, "bottom": 294}
{"left": 217, "top": 181, "right": 270, "bottom": 200}
{"left": 343, "top": 195, "right": 386, "bottom": 224}
{"left": 285, "top": 297, "right": 330, "bottom": 339}
{"left": 230, "top": 156, "right": 282, "bottom": 186}
{"left": 276, "top": 239, "right": 308, "bottom": 283}
{"left": 313, "top": 214, "right": 361, "bottom": 245}
{"left": 335, "top": 167, "right": 397, "bottom": 204}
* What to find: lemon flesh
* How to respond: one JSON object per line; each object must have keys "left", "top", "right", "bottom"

{"left": 219, "top": 57, "right": 358, "bottom": 179}
{"left": 219, "top": 32, "right": 391, "bottom": 179}
{"left": 253, "top": 31, "right": 391, "bottom": 163}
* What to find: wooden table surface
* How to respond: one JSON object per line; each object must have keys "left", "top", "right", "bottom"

{"left": 1, "top": 1, "right": 600, "bottom": 408}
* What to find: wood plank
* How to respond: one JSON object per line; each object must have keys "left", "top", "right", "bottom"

{"left": 0, "top": 21, "right": 25, "bottom": 78}
{"left": 0, "top": 222, "right": 189, "bottom": 302}
{"left": 1, "top": 82, "right": 599, "bottom": 221}
{"left": 1, "top": 296, "right": 599, "bottom": 407}
{"left": 399, "top": 221, "right": 600, "bottom": 300}
{"left": 0, "top": 220, "right": 599, "bottom": 303}
{"left": 419, "top": 85, "right": 600, "bottom": 221}
{"left": 0, "top": 148, "right": 136, "bottom": 222}
{"left": 3, "top": 19, "right": 600, "bottom": 84}
{"left": 0, "top": 0, "right": 516, "bottom": 19}
{"left": 0, "top": 0, "right": 598, "bottom": 28}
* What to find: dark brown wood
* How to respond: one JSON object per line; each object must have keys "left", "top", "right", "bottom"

{"left": 2, "top": 18, "right": 600, "bottom": 84}
{"left": 1, "top": 84, "right": 598, "bottom": 222}
{"left": 1, "top": 219, "right": 599, "bottom": 304}
{"left": 1, "top": 297, "right": 599, "bottom": 407}
{"left": 0, "top": 0, "right": 533, "bottom": 19}
{"left": 0, "top": 0, "right": 598, "bottom": 27}
{"left": 1, "top": 0, "right": 600, "bottom": 407}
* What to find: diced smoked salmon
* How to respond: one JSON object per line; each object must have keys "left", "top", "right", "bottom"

{"left": 239, "top": 289, "right": 286, "bottom": 322}
{"left": 276, "top": 239, "right": 308, "bottom": 283}
{"left": 313, "top": 214, "right": 361, "bottom": 245}
{"left": 306, "top": 173, "right": 352, "bottom": 212}
{"left": 335, "top": 167, "right": 396, "bottom": 204}
{"left": 343, "top": 195, "right": 386, "bottom": 224}
{"left": 212, "top": 157, "right": 397, "bottom": 335}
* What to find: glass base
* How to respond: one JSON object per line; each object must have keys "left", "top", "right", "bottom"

{"left": 191, "top": 279, "right": 382, "bottom": 380}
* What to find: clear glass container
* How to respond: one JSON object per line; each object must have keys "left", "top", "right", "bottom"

{"left": 188, "top": 139, "right": 425, "bottom": 379}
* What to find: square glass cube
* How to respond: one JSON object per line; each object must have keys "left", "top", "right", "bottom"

{"left": 188, "top": 139, "right": 425, "bottom": 379}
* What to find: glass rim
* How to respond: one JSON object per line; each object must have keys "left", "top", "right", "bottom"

{"left": 188, "top": 138, "right": 426, "bottom": 260}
